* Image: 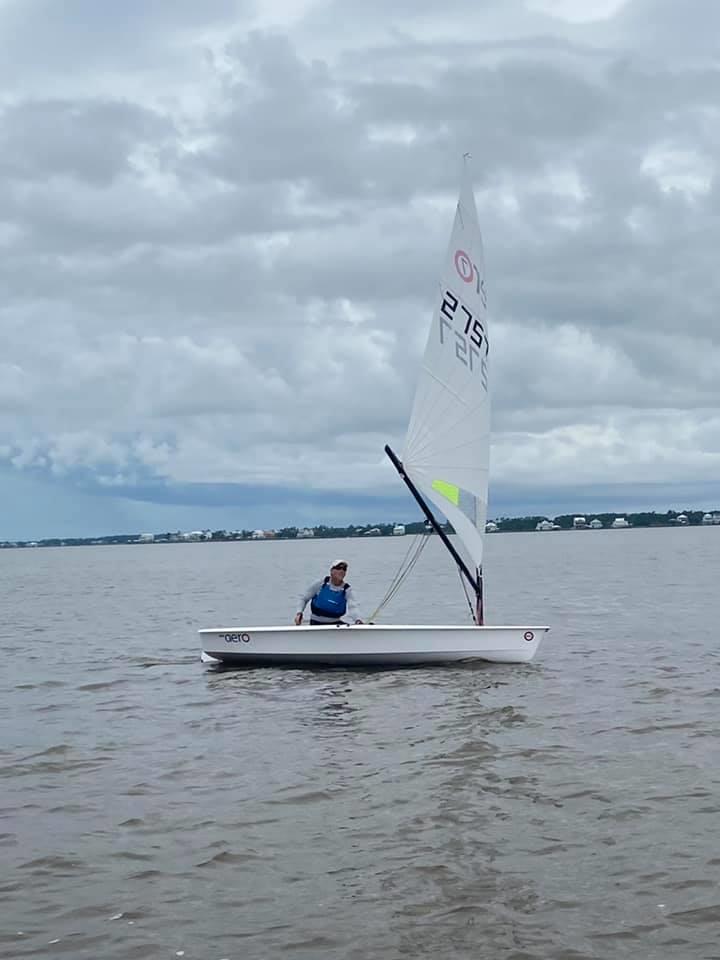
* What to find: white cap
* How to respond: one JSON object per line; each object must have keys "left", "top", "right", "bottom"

{"left": 331, "top": 559, "right": 348, "bottom": 568}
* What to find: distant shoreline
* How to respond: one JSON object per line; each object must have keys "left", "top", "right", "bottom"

{"left": 2, "top": 509, "right": 718, "bottom": 548}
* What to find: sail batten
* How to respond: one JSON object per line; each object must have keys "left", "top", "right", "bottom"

{"left": 402, "top": 160, "right": 490, "bottom": 573}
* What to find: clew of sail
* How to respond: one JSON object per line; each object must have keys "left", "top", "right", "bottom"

{"left": 402, "top": 161, "right": 490, "bottom": 573}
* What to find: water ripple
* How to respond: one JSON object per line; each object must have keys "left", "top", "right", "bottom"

{"left": 1, "top": 532, "right": 719, "bottom": 957}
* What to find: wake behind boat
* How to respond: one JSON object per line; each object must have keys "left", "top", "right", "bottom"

{"left": 200, "top": 158, "right": 549, "bottom": 667}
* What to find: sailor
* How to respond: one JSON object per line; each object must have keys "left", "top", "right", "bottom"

{"left": 294, "top": 560, "right": 364, "bottom": 625}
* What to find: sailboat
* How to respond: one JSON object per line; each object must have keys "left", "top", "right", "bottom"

{"left": 199, "top": 160, "right": 548, "bottom": 666}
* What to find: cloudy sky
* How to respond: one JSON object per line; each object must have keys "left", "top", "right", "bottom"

{"left": 1, "top": 0, "right": 719, "bottom": 539}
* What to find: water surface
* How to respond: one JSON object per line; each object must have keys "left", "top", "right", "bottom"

{"left": 1, "top": 528, "right": 719, "bottom": 958}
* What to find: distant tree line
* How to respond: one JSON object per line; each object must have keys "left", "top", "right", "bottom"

{"left": 1, "top": 510, "right": 715, "bottom": 549}
{"left": 493, "top": 510, "right": 711, "bottom": 532}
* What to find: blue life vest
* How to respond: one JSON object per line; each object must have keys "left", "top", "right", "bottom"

{"left": 310, "top": 576, "right": 349, "bottom": 620}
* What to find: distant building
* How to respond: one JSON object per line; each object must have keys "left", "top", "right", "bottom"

{"left": 297, "top": 528, "right": 315, "bottom": 538}
{"left": 393, "top": 524, "right": 406, "bottom": 536}
{"left": 251, "top": 530, "right": 266, "bottom": 539}
{"left": 362, "top": 527, "right": 381, "bottom": 536}
{"left": 535, "top": 520, "right": 554, "bottom": 531}
{"left": 611, "top": 517, "right": 630, "bottom": 529}
{"left": 485, "top": 521, "right": 499, "bottom": 533}
{"left": 675, "top": 514, "right": 689, "bottom": 526}
{"left": 589, "top": 519, "right": 603, "bottom": 529}
{"left": 138, "top": 533, "right": 154, "bottom": 543}
{"left": 573, "top": 516, "right": 588, "bottom": 529}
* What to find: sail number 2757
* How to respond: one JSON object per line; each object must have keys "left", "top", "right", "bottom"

{"left": 439, "top": 290, "right": 488, "bottom": 391}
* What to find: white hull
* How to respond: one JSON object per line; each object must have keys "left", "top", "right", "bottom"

{"left": 199, "top": 624, "right": 548, "bottom": 667}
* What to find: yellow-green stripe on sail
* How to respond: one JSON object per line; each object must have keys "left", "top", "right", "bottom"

{"left": 431, "top": 479, "right": 481, "bottom": 528}
{"left": 432, "top": 479, "right": 460, "bottom": 505}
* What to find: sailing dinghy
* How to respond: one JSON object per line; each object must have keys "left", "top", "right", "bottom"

{"left": 200, "top": 160, "right": 548, "bottom": 666}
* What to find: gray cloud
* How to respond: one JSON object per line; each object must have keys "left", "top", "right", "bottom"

{"left": 1, "top": 0, "right": 719, "bottom": 531}
{"left": 0, "top": 99, "right": 173, "bottom": 185}
{"left": 0, "top": 0, "right": 245, "bottom": 74}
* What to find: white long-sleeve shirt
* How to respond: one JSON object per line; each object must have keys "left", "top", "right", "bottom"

{"left": 297, "top": 579, "right": 360, "bottom": 622}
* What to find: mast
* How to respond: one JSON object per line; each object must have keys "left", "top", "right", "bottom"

{"left": 385, "top": 444, "right": 483, "bottom": 623}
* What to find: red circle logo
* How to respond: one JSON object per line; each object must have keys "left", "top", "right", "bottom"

{"left": 454, "top": 249, "right": 474, "bottom": 283}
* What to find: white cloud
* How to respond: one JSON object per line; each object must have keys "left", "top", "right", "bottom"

{"left": 1, "top": 0, "right": 720, "bottom": 534}
{"left": 641, "top": 143, "right": 712, "bottom": 198}
{"left": 493, "top": 410, "right": 720, "bottom": 487}
{"left": 527, "top": 0, "right": 630, "bottom": 23}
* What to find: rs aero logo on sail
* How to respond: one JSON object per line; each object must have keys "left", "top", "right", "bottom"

{"left": 454, "top": 250, "right": 486, "bottom": 305}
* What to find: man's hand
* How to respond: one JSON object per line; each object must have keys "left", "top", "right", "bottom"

{"left": 294, "top": 613, "right": 303, "bottom": 626}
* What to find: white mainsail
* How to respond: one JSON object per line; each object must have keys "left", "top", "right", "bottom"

{"left": 402, "top": 160, "right": 490, "bottom": 573}
{"left": 199, "top": 164, "right": 550, "bottom": 668}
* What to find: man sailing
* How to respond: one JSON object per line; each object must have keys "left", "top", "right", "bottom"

{"left": 294, "top": 560, "right": 363, "bottom": 626}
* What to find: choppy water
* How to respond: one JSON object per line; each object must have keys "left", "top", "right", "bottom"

{"left": 1, "top": 528, "right": 719, "bottom": 959}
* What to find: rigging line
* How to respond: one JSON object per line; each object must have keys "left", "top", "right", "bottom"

{"left": 368, "top": 531, "right": 430, "bottom": 621}
{"left": 388, "top": 532, "right": 428, "bottom": 589}
{"left": 391, "top": 535, "right": 429, "bottom": 588}
{"left": 375, "top": 532, "right": 424, "bottom": 602}
{"left": 386, "top": 533, "right": 424, "bottom": 592}
{"left": 377, "top": 540, "right": 427, "bottom": 612}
